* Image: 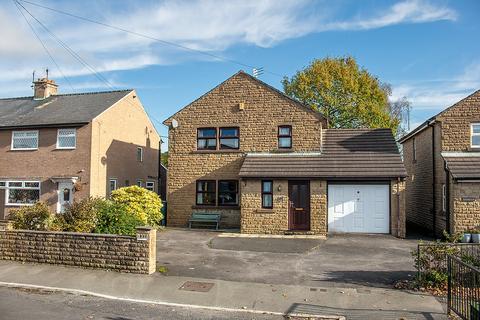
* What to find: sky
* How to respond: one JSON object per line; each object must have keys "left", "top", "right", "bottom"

{"left": 1, "top": 0, "right": 479, "bottom": 151}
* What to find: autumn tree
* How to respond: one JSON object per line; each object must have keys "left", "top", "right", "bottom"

{"left": 282, "top": 57, "right": 408, "bottom": 135}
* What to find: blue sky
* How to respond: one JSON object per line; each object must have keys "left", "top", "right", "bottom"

{"left": 1, "top": 0, "right": 479, "bottom": 150}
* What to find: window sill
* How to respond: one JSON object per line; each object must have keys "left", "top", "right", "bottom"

{"left": 256, "top": 208, "right": 274, "bottom": 213}
{"left": 192, "top": 205, "right": 240, "bottom": 210}
{"left": 5, "top": 203, "right": 35, "bottom": 207}
{"left": 10, "top": 148, "right": 38, "bottom": 151}
{"left": 192, "top": 150, "right": 243, "bottom": 154}
{"left": 55, "top": 148, "right": 76, "bottom": 150}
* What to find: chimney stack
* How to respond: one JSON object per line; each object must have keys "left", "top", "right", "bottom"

{"left": 33, "top": 78, "right": 58, "bottom": 100}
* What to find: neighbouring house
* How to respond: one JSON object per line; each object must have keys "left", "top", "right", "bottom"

{"left": 0, "top": 78, "right": 160, "bottom": 218}
{"left": 164, "top": 71, "right": 407, "bottom": 237}
{"left": 399, "top": 90, "right": 480, "bottom": 236}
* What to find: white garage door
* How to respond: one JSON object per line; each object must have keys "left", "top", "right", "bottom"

{"left": 328, "top": 184, "right": 389, "bottom": 233}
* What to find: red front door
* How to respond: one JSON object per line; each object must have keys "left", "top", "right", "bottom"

{"left": 288, "top": 180, "right": 310, "bottom": 230}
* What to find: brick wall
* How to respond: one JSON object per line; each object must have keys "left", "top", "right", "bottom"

{"left": 403, "top": 126, "right": 434, "bottom": 231}
{"left": 165, "top": 72, "right": 326, "bottom": 228}
{"left": 240, "top": 179, "right": 327, "bottom": 235}
{"left": 0, "top": 223, "right": 156, "bottom": 274}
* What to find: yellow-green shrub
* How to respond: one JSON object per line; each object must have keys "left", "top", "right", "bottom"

{"left": 9, "top": 202, "right": 53, "bottom": 231}
{"left": 111, "top": 186, "right": 163, "bottom": 227}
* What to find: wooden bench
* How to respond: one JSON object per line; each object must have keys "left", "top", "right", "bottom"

{"left": 189, "top": 213, "right": 221, "bottom": 230}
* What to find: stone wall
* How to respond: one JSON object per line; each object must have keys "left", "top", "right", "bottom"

{"left": 436, "top": 91, "right": 480, "bottom": 152}
{"left": 0, "top": 223, "right": 156, "bottom": 274}
{"left": 165, "top": 71, "right": 326, "bottom": 228}
{"left": 240, "top": 179, "right": 327, "bottom": 235}
{"left": 451, "top": 181, "right": 480, "bottom": 233}
{"left": 391, "top": 179, "right": 406, "bottom": 238}
{"left": 403, "top": 126, "right": 434, "bottom": 231}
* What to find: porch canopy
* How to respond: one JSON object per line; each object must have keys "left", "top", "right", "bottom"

{"left": 239, "top": 129, "right": 407, "bottom": 179}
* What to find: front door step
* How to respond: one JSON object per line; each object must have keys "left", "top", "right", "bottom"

{"left": 284, "top": 231, "right": 316, "bottom": 236}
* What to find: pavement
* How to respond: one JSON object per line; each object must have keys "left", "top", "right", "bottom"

{"left": 156, "top": 229, "right": 419, "bottom": 288}
{"left": 0, "top": 260, "right": 446, "bottom": 319}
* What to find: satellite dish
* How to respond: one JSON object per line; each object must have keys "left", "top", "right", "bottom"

{"left": 171, "top": 118, "right": 179, "bottom": 128}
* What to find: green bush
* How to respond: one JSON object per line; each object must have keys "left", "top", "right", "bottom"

{"left": 9, "top": 202, "right": 53, "bottom": 231}
{"left": 111, "top": 186, "right": 163, "bottom": 227}
{"left": 55, "top": 197, "right": 103, "bottom": 233}
{"left": 94, "top": 200, "right": 143, "bottom": 236}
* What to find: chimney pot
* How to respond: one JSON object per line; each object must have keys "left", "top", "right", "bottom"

{"left": 33, "top": 78, "right": 58, "bottom": 100}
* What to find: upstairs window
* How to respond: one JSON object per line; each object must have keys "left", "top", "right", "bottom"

{"left": 278, "top": 125, "right": 292, "bottom": 149}
{"left": 109, "top": 179, "right": 117, "bottom": 194}
{"left": 12, "top": 131, "right": 38, "bottom": 150}
{"left": 261, "top": 180, "right": 273, "bottom": 209}
{"left": 219, "top": 127, "right": 239, "bottom": 149}
{"left": 218, "top": 180, "right": 239, "bottom": 206}
{"left": 197, "top": 128, "right": 217, "bottom": 150}
{"left": 196, "top": 180, "right": 216, "bottom": 205}
{"left": 57, "top": 128, "right": 76, "bottom": 149}
{"left": 137, "top": 147, "right": 143, "bottom": 162}
{"left": 146, "top": 181, "right": 155, "bottom": 192}
{"left": 472, "top": 123, "right": 480, "bottom": 148}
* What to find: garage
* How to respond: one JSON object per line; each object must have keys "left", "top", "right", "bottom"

{"left": 328, "top": 184, "right": 390, "bottom": 233}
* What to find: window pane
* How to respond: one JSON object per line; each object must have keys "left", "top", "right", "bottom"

{"left": 24, "top": 182, "right": 40, "bottom": 188}
{"left": 57, "top": 129, "right": 76, "bottom": 148}
{"left": 13, "top": 131, "right": 38, "bottom": 149}
{"left": 198, "top": 181, "right": 215, "bottom": 192}
{"left": 472, "top": 124, "right": 480, "bottom": 134}
{"left": 262, "top": 181, "right": 272, "bottom": 193}
{"left": 8, "top": 189, "right": 39, "bottom": 204}
{"left": 220, "top": 138, "right": 239, "bottom": 149}
{"left": 198, "top": 138, "right": 217, "bottom": 150}
{"left": 8, "top": 182, "right": 22, "bottom": 187}
{"left": 220, "top": 128, "right": 238, "bottom": 137}
{"left": 279, "top": 137, "right": 292, "bottom": 148}
{"left": 198, "top": 128, "right": 216, "bottom": 138}
{"left": 219, "top": 181, "right": 237, "bottom": 192}
{"left": 262, "top": 194, "right": 273, "bottom": 208}
{"left": 218, "top": 181, "right": 238, "bottom": 205}
{"left": 197, "top": 192, "right": 215, "bottom": 205}
{"left": 473, "top": 135, "right": 480, "bottom": 147}
{"left": 279, "top": 127, "right": 291, "bottom": 135}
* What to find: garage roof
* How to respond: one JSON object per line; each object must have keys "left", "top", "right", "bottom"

{"left": 239, "top": 129, "right": 407, "bottom": 179}
{"left": 443, "top": 156, "right": 480, "bottom": 179}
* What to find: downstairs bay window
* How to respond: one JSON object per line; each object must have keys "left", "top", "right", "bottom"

{"left": 5, "top": 181, "right": 40, "bottom": 205}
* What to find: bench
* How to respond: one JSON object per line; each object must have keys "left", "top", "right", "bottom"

{"left": 189, "top": 213, "right": 221, "bottom": 230}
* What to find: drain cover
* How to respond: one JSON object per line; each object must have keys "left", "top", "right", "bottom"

{"left": 179, "top": 281, "right": 214, "bottom": 292}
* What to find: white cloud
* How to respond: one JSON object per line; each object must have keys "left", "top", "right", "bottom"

{"left": 0, "top": 0, "right": 458, "bottom": 97}
{"left": 391, "top": 61, "right": 480, "bottom": 112}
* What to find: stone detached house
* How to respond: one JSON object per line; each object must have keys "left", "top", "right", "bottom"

{"left": 0, "top": 78, "right": 160, "bottom": 218}
{"left": 399, "top": 90, "right": 480, "bottom": 236}
{"left": 164, "top": 71, "right": 407, "bottom": 237}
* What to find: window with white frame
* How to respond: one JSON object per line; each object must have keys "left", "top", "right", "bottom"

{"left": 136, "top": 180, "right": 143, "bottom": 187}
{"left": 109, "top": 179, "right": 117, "bottom": 194}
{"left": 137, "top": 147, "right": 143, "bottom": 162}
{"left": 146, "top": 181, "right": 155, "bottom": 192}
{"left": 0, "top": 181, "right": 5, "bottom": 188}
{"left": 442, "top": 184, "right": 447, "bottom": 212}
{"left": 5, "top": 181, "right": 40, "bottom": 205}
{"left": 471, "top": 123, "right": 480, "bottom": 148}
{"left": 11, "top": 131, "right": 38, "bottom": 150}
{"left": 57, "top": 128, "right": 76, "bottom": 149}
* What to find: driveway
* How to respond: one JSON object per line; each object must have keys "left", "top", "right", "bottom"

{"left": 156, "top": 229, "right": 418, "bottom": 288}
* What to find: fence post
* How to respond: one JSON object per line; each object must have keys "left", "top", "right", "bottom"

{"left": 447, "top": 255, "right": 452, "bottom": 317}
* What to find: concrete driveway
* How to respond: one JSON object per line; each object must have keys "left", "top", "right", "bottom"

{"left": 156, "top": 229, "right": 418, "bottom": 288}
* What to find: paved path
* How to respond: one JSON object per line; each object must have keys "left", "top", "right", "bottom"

{"left": 0, "top": 261, "right": 446, "bottom": 319}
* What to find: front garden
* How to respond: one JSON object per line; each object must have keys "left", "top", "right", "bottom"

{"left": 8, "top": 186, "right": 163, "bottom": 236}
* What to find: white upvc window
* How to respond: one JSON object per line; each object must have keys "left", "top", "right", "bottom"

{"left": 5, "top": 181, "right": 41, "bottom": 206}
{"left": 137, "top": 147, "right": 143, "bottom": 162}
{"left": 11, "top": 130, "right": 38, "bottom": 150}
{"left": 57, "top": 128, "right": 76, "bottom": 149}
{"left": 109, "top": 179, "right": 117, "bottom": 194}
{"left": 136, "top": 180, "right": 143, "bottom": 187}
{"left": 146, "top": 181, "right": 155, "bottom": 192}
{"left": 471, "top": 123, "right": 480, "bottom": 148}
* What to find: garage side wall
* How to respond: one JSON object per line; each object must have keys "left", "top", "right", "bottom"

{"left": 241, "top": 179, "right": 327, "bottom": 235}
{"left": 391, "top": 179, "right": 406, "bottom": 238}
{"left": 451, "top": 181, "right": 480, "bottom": 233}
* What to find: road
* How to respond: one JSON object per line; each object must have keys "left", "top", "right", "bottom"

{"left": 0, "top": 286, "right": 283, "bottom": 320}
